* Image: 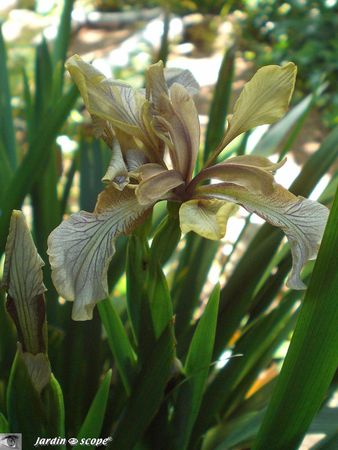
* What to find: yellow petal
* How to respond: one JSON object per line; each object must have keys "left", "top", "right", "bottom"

{"left": 179, "top": 199, "right": 237, "bottom": 240}
{"left": 221, "top": 63, "right": 297, "bottom": 148}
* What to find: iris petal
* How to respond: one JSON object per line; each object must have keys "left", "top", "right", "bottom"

{"left": 47, "top": 187, "right": 150, "bottom": 320}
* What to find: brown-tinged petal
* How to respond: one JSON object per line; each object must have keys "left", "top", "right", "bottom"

{"left": 66, "top": 55, "right": 157, "bottom": 152}
{"left": 47, "top": 187, "right": 150, "bottom": 320}
{"left": 189, "top": 162, "right": 275, "bottom": 195}
{"left": 195, "top": 182, "right": 329, "bottom": 289}
{"left": 101, "top": 139, "right": 129, "bottom": 190}
{"left": 179, "top": 199, "right": 237, "bottom": 240}
{"left": 222, "top": 155, "right": 286, "bottom": 173}
{"left": 155, "top": 83, "right": 200, "bottom": 181}
{"left": 3, "top": 211, "right": 47, "bottom": 354}
{"left": 135, "top": 165, "right": 185, "bottom": 205}
{"left": 164, "top": 67, "right": 200, "bottom": 95}
{"left": 3, "top": 211, "right": 50, "bottom": 392}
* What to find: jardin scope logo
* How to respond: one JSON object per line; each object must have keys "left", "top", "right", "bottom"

{"left": 33, "top": 436, "right": 113, "bottom": 446}
{"left": 0, "top": 434, "right": 22, "bottom": 449}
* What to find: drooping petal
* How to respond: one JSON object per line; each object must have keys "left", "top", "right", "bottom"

{"left": 219, "top": 63, "right": 297, "bottom": 150}
{"left": 101, "top": 139, "right": 129, "bottom": 190}
{"left": 189, "top": 161, "right": 276, "bottom": 195}
{"left": 155, "top": 83, "right": 200, "bottom": 181}
{"left": 222, "top": 155, "right": 286, "bottom": 174}
{"left": 66, "top": 55, "right": 158, "bottom": 152}
{"left": 135, "top": 165, "right": 185, "bottom": 205}
{"left": 195, "top": 182, "right": 329, "bottom": 289}
{"left": 47, "top": 187, "right": 150, "bottom": 320}
{"left": 179, "top": 199, "right": 237, "bottom": 240}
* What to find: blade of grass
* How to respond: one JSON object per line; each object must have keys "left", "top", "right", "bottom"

{"left": 0, "top": 83, "right": 78, "bottom": 255}
{"left": 110, "top": 324, "right": 175, "bottom": 450}
{"left": 191, "top": 285, "right": 299, "bottom": 446}
{"left": 173, "top": 234, "right": 219, "bottom": 342}
{"left": 74, "top": 370, "right": 112, "bottom": 450}
{"left": 253, "top": 187, "right": 338, "bottom": 450}
{"left": 214, "top": 125, "right": 338, "bottom": 358}
{"left": 98, "top": 300, "right": 137, "bottom": 395}
{"left": 0, "top": 25, "right": 16, "bottom": 169}
{"left": 203, "top": 45, "right": 235, "bottom": 164}
{"left": 0, "top": 413, "right": 9, "bottom": 432}
{"left": 171, "top": 285, "right": 220, "bottom": 450}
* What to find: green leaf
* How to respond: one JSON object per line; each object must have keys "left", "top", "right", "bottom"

{"left": 0, "top": 25, "right": 16, "bottom": 169}
{"left": 151, "top": 202, "right": 181, "bottom": 266}
{"left": 42, "top": 374, "right": 66, "bottom": 449}
{"left": 0, "top": 139, "right": 13, "bottom": 195}
{"left": 203, "top": 45, "right": 235, "bottom": 164}
{"left": 214, "top": 125, "right": 338, "bottom": 358}
{"left": 253, "top": 187, "right": 338, "bottom": 450}
{"left": 111, "top": 324, "right": 175, "bottom": 450}
{"left": 203, "top": 410, "right": 265, "bottom": 450}
{"left": 98, "top": 300, "right": 137, "bottom": 395}
{"left": 53, "top": 0, "right": 74, "bottom": 68}
{"left": 171, "top": 284, "right": 220, "bottom": 450}
{"left": 33, "top": 38, "right": 53, "bottom": 126}
{"left": 126, "top": 232, "right": 173, "bottom": 359}
{"left": 172, "top": 234, "right": 219, "bottom": 342}
{"left": 0, "top": 83, "right": 78, "bottom": 255}
{"left": 0, "top": 412, "right": 9, "bottom": 433}
{"left": 74, "top": 370, "right": 112, "bottom": 450}
{"left": 192, "top": 286, "right": 298, "bottom": 446}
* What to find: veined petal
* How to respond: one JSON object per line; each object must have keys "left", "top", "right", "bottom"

{"left": 101, "top": 139, "right": 129, "bottom": 190}
{"left": 146, "top": 61, "right": 168, "bottom": 111}
{"left": 66, "top": 55, "right": 156, "bottom": 150}
{"left": 195, "top": 182, "right": 329, "bottom": 289}
{"left": 223, "top": 155, "right": 286, "bottom": 174}
{"left": 179, "top": 199, "right": 237, "bottom": 240}
{"left": 47, "top": 187, "right": 150, "bottom": 320}
{"left": 125, "top": 149, "right": 148, "bottom": 171}
{"left": 164, "top": 67, "right": 199, "bottom": 95}
{"left": 146, "top": 61, "right": 199, "bottom": 108}
{"left": 220, "top": 63, "right": 297, "bottom": 148}
{"left": 189, "top": 161, "right": 275, "bottom": 195}
{"left": 135, "top": 166, "right": 184, "bottom": 205}
{"left": 155, "top": 83, "right": 200, "bottom": 181}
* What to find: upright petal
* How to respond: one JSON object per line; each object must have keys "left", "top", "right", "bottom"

{"left": 179, "top": 199, "right": 237, "bottom": 240}
{"left": 47, "top": 187, "right": 150, "bottom": 320}
{"left": 164, "top": 67, "right": 199, "bottom": 95}
{"left": 219, "top": 63, "right": 297, "bottom": 150}
{"left": 155, "top": 83, "right": 200, "bottom": 181}
{"left": 66, "top": 55, "right": 157, "bottom": 152}
{"left": 101, "top": 139, "right": 129, "bottom": 190}
{"left": 195, "top": 182, "right": 329, "bottom": 289}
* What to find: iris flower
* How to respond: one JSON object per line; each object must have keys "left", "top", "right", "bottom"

{"left": 47, "top": 55, "right": 329, "bottom": 320}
